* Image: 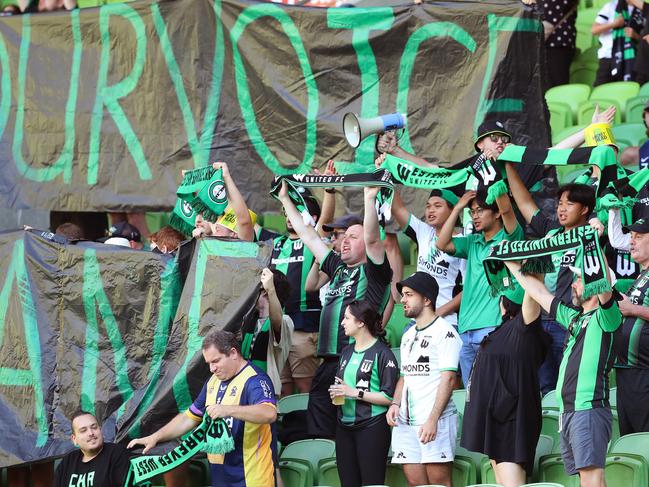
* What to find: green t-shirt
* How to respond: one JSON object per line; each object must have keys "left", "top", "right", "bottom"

{"left": 550, "top": 297, "right": 622, "bottom": 413}
{"left": 451, "top": 224, "right": 524, "bottom": 334}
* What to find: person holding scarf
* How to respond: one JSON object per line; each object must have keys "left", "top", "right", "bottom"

{"left": 461, "top": 288, "right": 550, "bottom": 487}
{"left": 328, "top": 300, "right": 398, "bottom": 487}
{"left": 501, "top": 259, "right": 621, "bottom": 487}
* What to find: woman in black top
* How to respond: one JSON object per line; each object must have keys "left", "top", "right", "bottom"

{"left": 461, "top": 288, "right": 550, "bottom": 487}
{"left": 328, "top": 300, "right": 399, "bottom": 487}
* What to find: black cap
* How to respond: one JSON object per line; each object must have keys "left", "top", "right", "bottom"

{"left": 99, "top": 222, "right": 141, "bottom": 242}
{"left": 626, "top": 218, "right": 649, "bottom": 233}
{"left": 397, "top": 271, "right": 439, "bottom": 306}
{"left": 322, "top": 214, "right": 363, "bottom": 232}
{"left": 474, "top": 120, "right": 511, "bottom": 151}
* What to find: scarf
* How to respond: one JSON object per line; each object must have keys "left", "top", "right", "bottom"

{"left": 599, "top": 167, "right": 649, "bottom": 210}
{"left": 124, "top": 416, "right": 234, "bottom": 486}
{"left": 169, "top": 198, "right": 198, "bottom": 237}
{"left": 269, "top": 170, "right": 394, "bottom": 231}
{"left": 176, "top": 166, "right": 228, "bottom": 223}
{"left": 484, "top": 227, "right": 611, "bottom": 299}
{"left": 611, "top": 0, "right": 642, "bottom": 81}
{"left": 380, "top": 153, "right": 506, "bottom": 204}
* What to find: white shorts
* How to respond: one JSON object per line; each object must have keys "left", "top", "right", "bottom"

{"left": 391, "top": 414, "right": 457, "bottom": 464}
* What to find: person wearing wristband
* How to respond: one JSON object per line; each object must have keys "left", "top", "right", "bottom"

{"left": 329, "top": 301, "right": 399, "bottom": 487}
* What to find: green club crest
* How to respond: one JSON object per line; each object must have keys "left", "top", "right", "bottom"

{"left": 208, "top": 181, "right": 227, "bottom": 204}
{"left": 181, "top": 201, "right": 195, "bottom": 218}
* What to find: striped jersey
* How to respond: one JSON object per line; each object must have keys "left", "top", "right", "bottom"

{"left": 336, "top": 340, "right": 399, "bottom": 427}
{"left": 615, "top": 267, "right": 649, "bottom": 368}
{"left": 270, "top": 234, "right": 321, "bottom": 332}
{"left": 318, "top": 250, "right": 392, "bottom": 357}
{"left": 550, "top": 297, "right": 623, "bottom": 413}
{"left": 398, "top": 316, "right": 462, "bottom": 426}
{"left": 186, "top": 363, "right": 277, "bottom": 487}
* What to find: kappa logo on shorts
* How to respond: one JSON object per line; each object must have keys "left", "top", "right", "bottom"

{"left": 445, "top": 331, "right": 455, "bottom": 339}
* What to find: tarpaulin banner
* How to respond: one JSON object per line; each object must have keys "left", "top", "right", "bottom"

{"left": 0, "top": 0, "right": 548, "bottom": 213}
{"left": 0, "top": 230, "right": 271, "bottom": 467}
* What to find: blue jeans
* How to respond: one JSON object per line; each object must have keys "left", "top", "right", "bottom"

{"left": 538, "top": 320, "right": 568, "bottom": 395}
{"left": 459, "top": 327, "right": 496, "bottom": 387}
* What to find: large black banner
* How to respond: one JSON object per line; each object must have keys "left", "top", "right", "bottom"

{"left": 0, "top": 230, "right": 272, "bottom": 467}
{"left": 0, "top": 0, "right": 548, "bottom": 213}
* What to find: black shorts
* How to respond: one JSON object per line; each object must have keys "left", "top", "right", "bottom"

{"left": 306, "top": 359, "right": 338, "bottom": 438}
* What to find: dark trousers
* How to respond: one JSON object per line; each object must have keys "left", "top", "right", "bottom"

{"left": 336, "top": 417, "right": 391, "bottom": 487}
{"left": 307, "top": 359, "right": 338, "bottom": 438}
{"left": 539, "top": 320, "right": 568, "bottom": 395}
{"left": 545, "top": 47, "right": 575, "bottom": 89}
{"left": 616, "top": 367, "right": 649, "bottom": 436}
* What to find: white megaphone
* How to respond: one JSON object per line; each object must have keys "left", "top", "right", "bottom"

{"left": 343, "top": 112, "right": 407, "bottom": 148}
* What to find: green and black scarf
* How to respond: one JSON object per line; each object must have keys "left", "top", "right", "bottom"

{"left": 124, "top": 416, "right": 234, "bottom": 486}
{"left": 484, "top": 227, "right": 611, "bottom": 299}
{"left": 169, "top": 198, "right": 198, "bottom": 237}
{"left": 176, "top": 166, "right": 228, "bottom": 222}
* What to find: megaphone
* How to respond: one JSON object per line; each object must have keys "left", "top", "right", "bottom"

{"left": 343, "top": 112, "right": 406, "bottom": 148}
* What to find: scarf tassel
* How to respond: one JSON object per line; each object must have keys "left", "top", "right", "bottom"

{"left": 485, "top": 179, "right": 508, "bottom": 205}
{"left": 169, "top": 213, "right": 195, "bottom": 237}
{"left": 202, "top": 432, "right": 235, "bottom": 455}
{"left": 521, "top": 255, "right": 555, "bottom": 274}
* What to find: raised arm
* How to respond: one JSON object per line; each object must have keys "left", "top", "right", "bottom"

{"left": 391, "top": 190, "right": 411, "bottom": 230}
{"left": 213, "top": 162, "right": 254, "bottom": 241}
{"left": 363, "top": 186, "right": 386, "bottom": 264}
{"left": 437, "top": 191, "right": 475, "bottom": 254}
{"left": 278, "top": 181, "right": 330, "bottom": 263}
{"left": 505, "top": 162, "right": 539, "bottom": 223}
{"left": 552, "top": 105, "right": 616, "bottom": 149}
{"left": 521, "top": 280, "right": 542, "bottom": 325}
{"left": 315, "top": 160, "right": 336, "bottom": 238}
{"left": 504, "top": 260, "right": 555, "bottom": 313}
{"left": 495, "top": 189, "right": 519, "bottom": 235}
{"left": 261, "top": 268, "right": 284, "bottom": 339}
{"left": 305, "top": 261, "right": 330, "bottom": 292}
{"left": 377, "top": 132, "right": 436, "bottom": 168}
{"left": 127, "top": 413, "right": 197, "bottom": 454}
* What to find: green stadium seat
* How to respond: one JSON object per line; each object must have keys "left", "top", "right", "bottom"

{"left": 278, "top": 393, "right": 309, "bottom": 415}
{"left": 548, "top": 101, "right": 573, "bottom": 136}
{"left": 456, "top": 445, "right": 489, "bottom": 482}
{"left": 570, "top": 64, "right": 597, "bottom": 86}
{"left": 534, "top": 434, "right": 555, "bottom": 481}
{"left": 318, "top": 458, "right": 341, "bottom": 487}
{"left": 280, "top": 459, "right": 313, "bottom": 487}
{"left": 610, "top": 433, "right": 649, "bottom": 466}
{"left": 385, "top": 304, "right": 410, "bottom": 348}
{"left": 145, "top": 212, "right": 171, "bottom": 235}
{"left": 391, "top": 347, "right": 401, "bottom": 367}
{"left": 409, "top": 240, "right": 418, "bottom": 268}
{"left": 577, "top": 99, "right": 623, "bottom": 125}
{"left": 541, "top": 410, "right": 561, "bottom": 453}
{"left": 625, "top": 96, "right": 649, "bottom": 124}
{"left": 262, "top": 213, "right": 287, "bottom": 234}
{"left": 546, "top": 84, "right": 591, "bottom": 124}
{"left": 466, "top": 484, "right": 503, "bottom": 487}
{"left": 541, "top": 390, "right": 559, "bottom": 411}
{"left": 608, "top": 386, "right": 617, "bottom": 409}
{"left": 539, "top": 454, "right": 580, "bottom": 487}
{"left": 591, "top": 81, "right": 640, "bottom": 115}
{"left": 452, "top": 389, "right": 467, "bottom": 417}
{"left": 522, "top": 483, "right": 565, "bottom": 487}
{"left": 575, "top": 8, "right": 600, "bottom": 52}
{"left": 612, "top": 123, "right": 646, "bottom": 149}
{"left": 604, "top": 453, "right": 649, "bottom": 487}
{"left": 609, "top": 368, "right": 617, "bottom": 388}
{"left": 281, "top": 438, "right": 336, "bottom": 482}
{"left": 396, "top": 232, "right": 411, "bottom": 266}
{"left": 480, "top": 456, "right": 497, "bottom": 485}
{"left": 591, "top": 0, "right": 608, "bottom": 7}
{"left": 384, "top": 463, "right": 408, "bottom": 487}
{"left": 453, "top": 456, "right": 478, "bottom": 486}
{"left": 403, "top": 264, "right": 417, "bottom": 277}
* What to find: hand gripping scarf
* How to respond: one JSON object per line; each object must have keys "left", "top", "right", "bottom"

{"left": 269, "top": 170, "right": 394, "bottom": 232}
{"left": 177, "top": 166, "right": 228, "bottom": 222}
{"left": 483, "top": 227, "right": 611, "bottom": 299}
{"left": 124, "top": 416, "right": 234, "bottom": 486}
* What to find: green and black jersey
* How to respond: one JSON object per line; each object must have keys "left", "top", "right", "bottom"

{"left": 319, "top": 251, "right": 392, "bottom": 357}
{"left": 615, "top": 268, "right": 649, "bottom": 369}
{"left": 270, "top": 234, "right": 321, "bottom": 332}
{"left": 550, "top": 297, "right": 623, "bottom": 413}
{"left": 241, "top": 318, "right": 270, "bottom": 372}
{"left": 336, "top": 339, "right": 399, "bottom": 427}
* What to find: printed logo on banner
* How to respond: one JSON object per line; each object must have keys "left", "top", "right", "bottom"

{"left": 477, "top": 161, "right": 497, "bottom": 185}
{"left": 208, "top": 181, "right": 227, "bottom": 204}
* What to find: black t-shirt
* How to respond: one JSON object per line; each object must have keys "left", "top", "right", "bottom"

{"left": 318, "top": 251, "right": 392, "bottom": 357}
{"left": 54, "top": 442, "right": 131, "bottom": 487}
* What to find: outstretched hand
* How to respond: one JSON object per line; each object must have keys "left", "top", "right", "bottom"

{"left": 591, "top": 104, "right": 616, "bottom": 125}
{"left": 127, "top": 435, "right": 158, "bottom": 455}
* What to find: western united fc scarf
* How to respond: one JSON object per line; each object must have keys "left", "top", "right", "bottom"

{"left": 124, "top": 416, "right": 234, "bottom": 486}
{"left": 176, "top": 166, "right": 228, "bottom": 222}
{"left": 169, "top": 198, "right": 198, "bottom": 237}
{"left": 484, "top": 227, "right": 611, "bottom": 299}
{"left": 269, "top": 170, "right": 395, "bottom": 230}
{"left": 599, "top": 167, "right": 649, "bottom": 210}
{"left": 380, "top": 153, "right": 506, "bottom": 204}
{"left": 611, "top": 0, "right": 642, "bottom": 81}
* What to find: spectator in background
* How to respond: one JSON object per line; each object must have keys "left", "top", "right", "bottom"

{"left": 99, "top": 221, "right": 143, "bottom": 250}
{"left": 329, "top": 301, "right": 398, "bottom": 487}
{"left": 542, "top": 0, "right": 578, "bottom": 89}
{"left": 149, "top": 226, "right": 185, "bottom": 255}
{"left": 55, "top": 222, "right": 84, "bottom": 241}
{"left": 436, "top": 188, "right": 523, "bottom": 387}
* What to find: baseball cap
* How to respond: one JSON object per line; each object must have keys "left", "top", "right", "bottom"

{"left": 473, "top": 120, "right": 511, "bottom": 151}
{"left": 397, "top": 271, "right": 439, "bottom": 305}
{"left": 429, "top": 188, "right": 459, "bottom": 206}
{"left": 625, "top": 217, "right": 649, "bottom": 233}
{"left": 99, "top": 222, "right": 141, "bottom": 243}
{"left": 322, "top": 214, "right": 363, "bottom": 233}
{"left": 103, "top": 237, "right": 131, "bottom": 247}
